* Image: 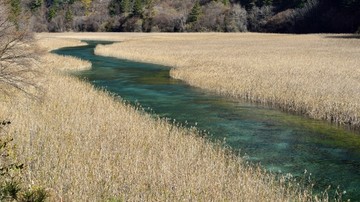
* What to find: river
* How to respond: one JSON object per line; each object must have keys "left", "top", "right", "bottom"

{"left": 54, "top": 41, "right": 360, "bottom": 201}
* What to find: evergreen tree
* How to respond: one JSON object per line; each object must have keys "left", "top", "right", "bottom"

{"left": 65, "top": 9, "right": 73, "bottom": 22}
{"left": 187, "top": 1, "right": 201, "bottom": 23}
{"left": 47, "top": 6, "right": 56, "bottom": 20}
{"left": 223, "top": 0, "right": 230, "bottom": 5}
{"left": 120, "top": 0, "right": 131, "bottom": 13}
{"left": 108, "top": 0, "right": 119, "bottom": 16}
{"left": 263, "top": 0, "right": 273, "bottom": 6}
{"left": 29, "top": 0, "right": 42, "bottom": 12}
{"left": 9, "top": 0, "right": 21, "bottom": 26}
{"left": 133, "top": 0, "right": 143, "bottom": 16}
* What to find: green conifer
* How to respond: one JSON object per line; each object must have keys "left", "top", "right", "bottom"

{"left": 263, "top": 0, "right": 273, "bottom": 6}
{"left": 120, "top": 0, "right": 131, "bottom": 13}
{"left": 187, "top": 1, "right": 201, "bottom": 23}
{"left": 9, "top": 0, "right": 21, "bottom": 26}
{"left": 133, "top": 0, "right": 143, "bottom": 16}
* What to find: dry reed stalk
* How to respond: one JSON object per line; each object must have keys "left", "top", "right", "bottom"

{"left": 94, "top": 33, "right": 360, "bottom": 129}
{"left": 0, "top": 34, "right": 329, "bottom": 200}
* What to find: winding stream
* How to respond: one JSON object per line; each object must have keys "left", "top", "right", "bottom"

{"left": 54, "top": 41, "right": 360, "bottom": 201}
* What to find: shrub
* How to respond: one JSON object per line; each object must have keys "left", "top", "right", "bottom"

{"left": 0, "top": 121, "right": 47, "bottom": 202}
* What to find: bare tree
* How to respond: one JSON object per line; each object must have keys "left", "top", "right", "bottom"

{"left": 225, "top": 4, "right": 247, "bottom": 32}
{"left": 0, "top": 0, "right": 41, "bottom": 97}
{"left": 196, "top": 1, "right": 228, "bottom": 32}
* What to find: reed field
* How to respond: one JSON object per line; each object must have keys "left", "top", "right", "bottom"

{"left": 93, "top": 33, "right": 360, "bottom": 129}
{"left": 0, "top": 34, "right": 331, "bottom": 201}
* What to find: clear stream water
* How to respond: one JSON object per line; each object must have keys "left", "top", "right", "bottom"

{"left": 54, "top": 41, "right": 360, "bottom": 201}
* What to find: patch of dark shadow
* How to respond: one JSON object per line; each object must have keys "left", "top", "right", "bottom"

{"left": 324, "top": 34, "right": 360, "bottom": 39}
{"left": 217, "top": 112, "right": 243, "bottom": 121}
{"left": 263, "top": 122, "right": 277, "bottom": 128}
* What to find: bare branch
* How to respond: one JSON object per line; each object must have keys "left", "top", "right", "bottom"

{"left": 0, "top": 0, "right": 42, "bottom": 99}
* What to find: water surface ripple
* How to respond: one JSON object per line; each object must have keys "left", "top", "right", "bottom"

{"left": 54, "top": 41, "right": 360, "bottom": 201}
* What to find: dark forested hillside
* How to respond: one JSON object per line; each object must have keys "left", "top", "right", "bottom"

{"left": 11, "top": 0, "right": 360, "bottom": 33}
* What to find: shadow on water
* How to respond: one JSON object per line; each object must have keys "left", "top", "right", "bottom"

{"left": 53, "top": 41, "right": 360, "bottom": 201}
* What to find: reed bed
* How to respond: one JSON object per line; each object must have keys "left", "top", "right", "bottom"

{"left": 94, "top": 33, "right": 360, "bottom": 129}
{"left": 36, "top": 37, "right": 87, "bottom": 51}
{"left": 35, "top": 32, "right": 152, "bottom": 44}
{"left": 0, "top": 35, "right": 328, "bottom": 200}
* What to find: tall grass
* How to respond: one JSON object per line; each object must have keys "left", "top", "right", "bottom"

{"left": 35, "top": 37, "right": 88, "bottom": 51}
{"left": 94, "top": 33, "right": 360, "bottom": 129}
{"left": 0, "top": 35, "right": 331, "bottom": 200}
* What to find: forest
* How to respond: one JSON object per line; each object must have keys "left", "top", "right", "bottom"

{"left": 9, "top": 0, "right": 360, "bottom": 34}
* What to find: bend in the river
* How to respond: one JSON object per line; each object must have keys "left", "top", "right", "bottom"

{"left": 53, "top": 41, "right": 360, "bottom": 201}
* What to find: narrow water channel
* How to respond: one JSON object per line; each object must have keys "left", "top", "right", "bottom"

{"left": 54, "top": 41, "right": 360, "bottom": 201}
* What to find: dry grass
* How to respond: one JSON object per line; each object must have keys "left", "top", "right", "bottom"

{"left": 94, "top": 33, "right": 360, "bottom": 129}
{"left": 0, "top": 34, "right": 329, "bottom": 200}
{"left": 35, "top": 32, "right": 153, "bottom": 44}
{"left": 36, "top": 37, "right": 92, "bottom": 72}
{"left": 36, "top": 37, "right": 87, "bottom": 51}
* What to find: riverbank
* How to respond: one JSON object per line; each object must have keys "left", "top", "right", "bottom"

{"left": 0, "top": 35, "right": 322, "bottom": 200}
{"left": 93, "top": 33, "right": 360, "bottom": 130}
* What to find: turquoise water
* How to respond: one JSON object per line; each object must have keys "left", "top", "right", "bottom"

{"left": 54, "top": 41, "right": 360, "bottom": 201}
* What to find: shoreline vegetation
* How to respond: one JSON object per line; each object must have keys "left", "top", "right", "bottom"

{"left": 19, "top": 0, "right": 360, "bottom": 33}
{"left": 0, "top": 33, "right": 333, "bottom": 200}
{"left": 93, "top": 32, "right": 360, "bottom": 130}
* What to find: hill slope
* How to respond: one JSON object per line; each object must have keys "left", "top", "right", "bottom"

{"left": 12, "top": 0, "right": 360, "bottom": 33}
